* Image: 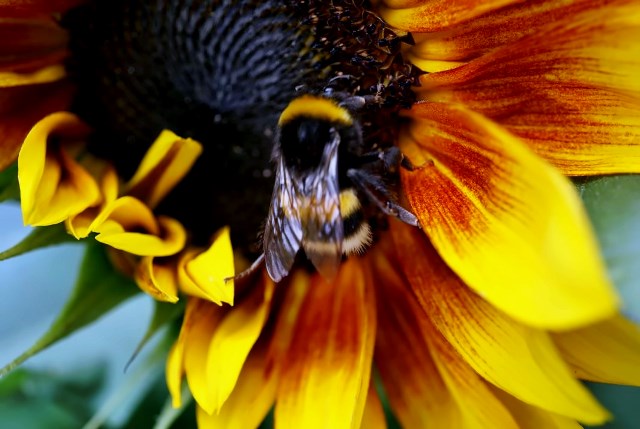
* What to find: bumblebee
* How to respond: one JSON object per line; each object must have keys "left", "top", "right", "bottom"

{"left": 263, "top": 93, "right": 419, "bottom": 282}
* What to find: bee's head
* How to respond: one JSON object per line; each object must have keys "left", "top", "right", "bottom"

{"left": 276, "top": 95, "right": 355, "bottom": 174}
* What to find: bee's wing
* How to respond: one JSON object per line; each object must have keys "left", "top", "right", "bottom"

{"left": 301, "top": 131, "right": 344, "bottom": 280}
{"left": 263, "top": 157, "right": 303, "bottom": 282}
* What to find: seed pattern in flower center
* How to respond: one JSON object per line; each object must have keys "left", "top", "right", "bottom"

{"left": 62, "top": 0, "right": 420, "bottom": 252}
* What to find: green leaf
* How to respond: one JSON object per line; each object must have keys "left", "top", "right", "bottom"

{"left": 82, "top": 330, "right": 172, "bottom": 429}
{"left": 577, "top": 175, "right": 640, "bottom": 322}
{"left": 0, "top": 223, "right": 78, "bottom": 261}
{"left": 0, "top": 242, "right": 140, "bottom": 377}
{"left": 0, "top": 162, "right": 19, "bottom": 202}
{"left": 125, "top": 299, "right": 184, "bottom": 372}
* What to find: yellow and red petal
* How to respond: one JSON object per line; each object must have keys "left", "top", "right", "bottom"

{"left": 177, "top": 227, "right": 235, "bottom": 305}
{"left": 400, "top": 102, "right": 618, "bottom": 330}
{"left": 125, "top": 129, "right": 202, "bottom": 209}
{"left": 18, "top": 111, "right": 100, "bottom": 225}
{"left": 552, "top": 315, "right": 640, "bottom": 386}
{"left": 391, "top": 222, "right": 611, "bottom": 425}
{"left": 359, "top": 382, "right": 387, "bottom": 429}
{"left": 378, "top": 0, "right": 520, "bottom": 33}
{"left": 408, "top": 0, "right": 616, "bottom": 63}
{"left": 417, "top": 1, "right": 640, "bottom": 175}
{"left": 0, "top": 17, "right": 68, "bottom": 74}
{"left": 0, "top": 0, "right": 86, "bottom": 17}
{"left": 275, "top": 260, "right": 376, "bottom": 429}
{"left": 133, "top": 255, "right": 179, "bottom": 303}
{"left": 199, "top": 275, "right": 274, "bottom": 414}
{"left": 371, "top": 247, "right": 465, "bottom": 428}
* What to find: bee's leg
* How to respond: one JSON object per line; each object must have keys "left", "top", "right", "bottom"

{"left": 378, "top": 146, "right": 415, "bottom": 173}
{"left": 225, "top": 253, "right": 265, "bottom": 283}
{"left": 347, "top": 168, "right": 419, "bottom": 227}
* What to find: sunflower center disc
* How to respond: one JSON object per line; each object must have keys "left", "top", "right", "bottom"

{"left": 62, "top": 0, "right": 419, "bottom": 253}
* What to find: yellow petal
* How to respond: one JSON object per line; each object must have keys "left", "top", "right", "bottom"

{"left": 275, "top": 259, "right": 375, "bottom": 429}
{"left": 166, "top": 297, "right": 202, "bottom": 408}
{"left": 183, "top": 299, "right": 226, "bottom": 411}
{"left": 0, "top": 64, "right": 65, "bottom": 87}
{"left": 196, "top": 341, "right": 277, "bottom": 429}
{"left": 18, "top": 112, "right": 100, "bottom": 226}
{"left": 378, "top": 0, "right": 519, "bottom": 33}
{"left": 552, "top": 315, "right": 640, "bottom": 386}
{"left": 199, "top": 276, "right": 274, "bottom": 414}
{"left": 96, "top": 212, "right": 186, "bottom": 257}
{"left": 125, "top": 129, "right": 202, "bottom": 208}
{"left": 400, "top": 102, "right": 618, "bottom": 329}
{"left": 178, "top": 227, "right": 235, "bottom": 305}
{"left": 417, "top": 1, "right": 640, "bottom": 176}
{"left": 391, "top": 222, "right": 611, "bottom": 425}
{"left": 134, "top": 256, "right": 179, "bottom": 303}
{"left": 493, "top": 388, "right": 584, "bottom": 429}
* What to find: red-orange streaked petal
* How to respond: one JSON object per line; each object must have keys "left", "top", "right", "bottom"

{"left": 370, "top": 247, "right": 465, "bottom": 429}
{"left": 275, "top": 259, "right": 376, "bottom": 429}
{"left": 196, "top": 339, "right": 277, "bottom": 429}
{"left": 0, "top": 17, "right": 67, "bottom": 74}
{"left": 409, "top": 0, "right": 614, "bottom": 63}
{"left": 134, "top": 256, "right": 179, "bottom": 303}
{"left": 18, "top": 111, "right": 100, "bottom": 226}
{"left": 418, "top": 1, "right": 640, "bottom": 175}
{"left": 391, "top": 222, "right": 611, "bottom": 425}
{"left": 125, "top": 129, "right": 202, "bottom": 209}
{"left": 552, "top": 315, "right": 640, "bottom": 386}
{"left": 400, "top": 102, "right": 618, "bottom": 330}
{"left": 0, "top": 0, "right": 86, "bottom": 16}
{"left": 0, "top": 81, "right": 73, "bottom": 171}
{"left": 378, "top": 0, "right": 520, "bottom": 33}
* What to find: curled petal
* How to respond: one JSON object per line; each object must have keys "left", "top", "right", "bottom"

{"left": 0, "top": 65, "right": 65, "bottom": 87}
{"left": 400, "top": 102, "right": 618, "bottom": 330}
{"left": 275, "top": 260, "right": 376, "bottom": 429}
{"left": 418, "top": 1, "right": 640, "bottom": 175}
{"left": 134, "top": 255, "right": 179, "bottom": 303}
{"left": 95, "top": 211, "right": 186, "bottom": 257}
{"left": 378, "top": 0, "right": 520, "bottom": 33}
{"left": 126, "top": 129, "right": 203, "bottom": 208}
{"left": 552, "top": 315, "right": 640, "bottom": 386}
{"left": 177, "top": 227, "right": 235, "bottom": 305}
{"left": 199, "top": 276, "right": 274, "bottom": 414}
{"left": 66, "top": 165, "right": 119, "bottom": 239}
{"left": 391, "top": 222, "right": 611, "bottom": 425}
{"left": 18, "top": 111, "right": 100, "bottom": 225}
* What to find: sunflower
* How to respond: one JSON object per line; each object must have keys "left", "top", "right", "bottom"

{"left": 1, "top": 0, "right": 640, "bottom": 428}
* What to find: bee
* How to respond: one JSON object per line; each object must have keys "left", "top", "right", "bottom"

{"left": 262, "top": 93, "right": 419, "bottom": 282}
